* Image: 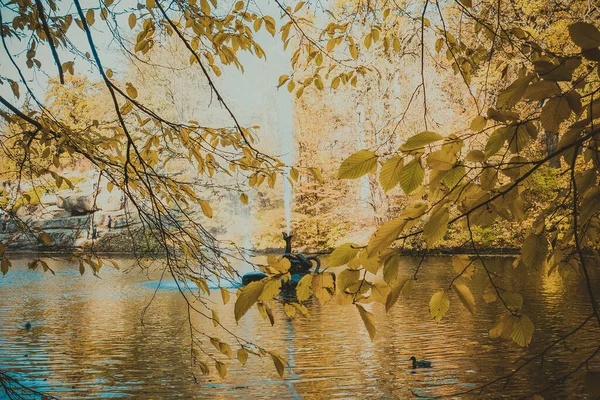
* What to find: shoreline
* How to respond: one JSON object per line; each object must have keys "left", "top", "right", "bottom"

{"left": 4, "top": 247, "right": 522, "bottom": 258}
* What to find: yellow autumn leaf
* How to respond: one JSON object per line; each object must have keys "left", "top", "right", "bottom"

{"left": 220, "top": 287, "right": 230, "bottom": 305}
{"left": 269, "top": 352, "right": 286, "bottom": 377}
{"left": 356, "top": 304, "right": 376, "bottom": 341}
{"left": 126, "top": 82, "right": 138, "bottom": 99}
{"left": 329, "top": 243, "right": 360, "bottom": 267}
{"left": 40, "top": 232, "right": 53, "bottom": 245}
{"left": 453, "top": 283, "right": 476, "bottom": 315}
{"left": 237, "top": 348, "right": 249, "bottom": 365}
{"left": 338, "top": 150, "right": 378, "bottom": 179}
{"left": 215, "top": 361, "right": 227, "bottom": 378}
{"left": 234, "top": 280, "right": 265, "bottom": 322}
{"left": 429, "top": 290, "right": 449, "bottom": 322}
{"left": 199, "top": 199, "right": 213, "bottom": 218}
{"left": 128, "top": 13, "right": 136, "bottom": 29}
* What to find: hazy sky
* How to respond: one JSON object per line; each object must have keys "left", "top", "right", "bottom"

{"left": 0, "top": 1, "right": 309, "bottom": 109}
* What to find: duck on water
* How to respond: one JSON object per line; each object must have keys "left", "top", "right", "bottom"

{"left": 409, "top": 356, "right": 432, "bottom": 368}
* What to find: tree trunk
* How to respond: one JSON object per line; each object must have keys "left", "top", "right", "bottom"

{"left": 545, "top": 131, "right": 560, "bottom": 168}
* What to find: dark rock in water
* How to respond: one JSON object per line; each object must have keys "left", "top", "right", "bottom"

{"left": 241, "top": 271, "right": 267, "bottom": 286}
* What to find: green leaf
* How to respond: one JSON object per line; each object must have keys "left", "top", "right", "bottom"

{"left": 429, "top": 290, "right": 449, "bottom": 322}
{"left": 465, "top": 150, "right": 485, "bottom": 162}
{"left": 511, "top": 315, "right": 534, "bottom": 347}
{"left": 258, "top": 277, "right": 282, "bottom": 302}
{"left": 470, "top": 116, "right": 487, "bottom": 131}
{"left": 337, "top": 268, "right": 361, "bottom": 292}
{"left": 541, "top": 97, "right": 572, "bottom": 132}
{"left": 400, "top": 278, "right": 415, "bottom": 298}
{"left": 521, "top": 233, "right": 549, "bottom": 268}
{"left": 506, "top": 125, "right": 531, "bottom": 154}
{"left": 367, "top": 202, "right": 427, "bottom": 256}
{"left": 234, "top": 280, "right": 265, "bottom": 322}
{"left": 399, "top": 158, "right": 425, "bottom": 194}
{"left": 423, "top": 208, "right": 449, "bottom": 247}
{"left": 558, "top": 128, "right": 583, "bottom": 165}
{"left": 524, "top": 80, "right": 561, "bottom": 101}
{"left": 535, "top": 58, "right": 581, "bottom": 82}
{"left": 329, "top": 243, "right": 360, "bottom": 267}
{"left": 453, "top": 283, "right": 476, "bottom": 315}
{"left": 442, "top": 165, "right": 466, "bottom": 188}
{"left": 295, "top": 274, "right": 313, "bottom": 301}
{"left": 427, "top": 149, "right": 456, "bottom": 170}
{"left": 369, "top": 282, "right": 391, "bottom": 304}
{"left": 382, "top": 253, "right": 400, "bottom": 284}
{"left": 484, "top": 128, "right": 507, "bottom": 159}
{"left": 480, "top": 166, "right": 498, "bottom": 191}
{"left": 503, "top": 291, "right": 524, "bottom": 310}
{"left": 452, "top": 254, "right": 474, "bottom": 277}
{"left": 386, "top": 282, "right": 402, "bottom": 312}
{"left": 290, "top": 167, "right": 299, "bottom": 181}
{"left": 367, "top": 216, "right": 407, "bottom": 256}
{"left": 338, "top": 150, "right": 378, "bottom": 179}
{"left": 489, "top": 314, "right": 518, "bottom": 339}
{"left": 569, "top": 22, "right": 600, "bottom": 49}
{"left": 399, "top": 131, "right": 443, "bottom": 151}
{"left": 309, "top": 167, "right": 323, "bottom": 183}
{"left": 379, "top": 155, "right": 404, "bottom": 192}
{"left": 384, "top": 277, "right": 414, "bottom": 311}
{"left": 356, "top": 304, "right": 376, "bottom": 341}
{"left": 355, "top": 252, "right": 380, "bottom": 274}
{"left": 312, "top": 273, "right": 335, "bottom": 304}
{"left": 496, "top": 74, "right": 534, "bottom": 109}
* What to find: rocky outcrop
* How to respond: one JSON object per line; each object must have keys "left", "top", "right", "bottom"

{"left": 58, "top": 189, "right": 123, "bottom": 214}
{"left": 0, "top": 176, "right": 151, "bottom": 253}
{"left": 59, "top": 193, "right": 97, "bottom": 213}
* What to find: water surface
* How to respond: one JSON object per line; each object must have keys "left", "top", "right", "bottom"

{"left": 1, "top": 255, "right": 598, "bottom": 398}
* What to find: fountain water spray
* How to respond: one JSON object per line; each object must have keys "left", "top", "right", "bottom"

{"left": 277, "top": 76, "right": 295, "bottom": 235}
{"left": 283, "top": 167, "right": 293, "bottom": 235}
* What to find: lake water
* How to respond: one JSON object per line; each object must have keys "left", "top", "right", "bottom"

{"left": 1, "top": 254, "right": 599, "bottom": 399}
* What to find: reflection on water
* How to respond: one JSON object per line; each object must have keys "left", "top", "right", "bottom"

{"left": 1, "top": 255, "right": 598, "bottom": 398}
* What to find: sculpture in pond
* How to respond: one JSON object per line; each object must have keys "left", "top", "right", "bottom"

{"left": 282, "top": 232, "right": 321, "bottom": 274}
{"left": 241, "top": 232, "right": 321, "bottom": 286}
